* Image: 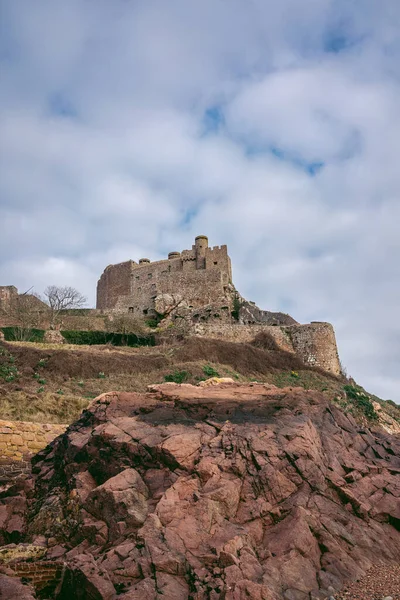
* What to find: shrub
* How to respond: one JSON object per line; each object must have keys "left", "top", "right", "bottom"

{"left": 1, "top": 327, "right": 45, "bottom": 342}
{"left": 145, "top": 318, "right": 159, "bottom": 329}
{"left": 343, "top": 385, "right": 377, "bottom": 420}
{"left": 0, "top": 349, "right": 19, "bottom": 382}
{"left": 231, "top": 295, "right": 242, "bottom": 321}
{"left": 203, "top": 364, "right": 220, "bottom": 378}
{"left": 164, "top": 370, "right": 189, "bottom": 384}
{"left": 251, "top": 332, "right": 280, "bottom": 352}
{"left": 385, "top": 399, "right": 398, "bottom": 408}
{"left": 60, "top": 330, "right": 155, "bottom": 347}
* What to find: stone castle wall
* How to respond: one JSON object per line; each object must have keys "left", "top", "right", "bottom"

{"left": 0, "top": 420, "right": 67, "bottom": 481}
{"left": 96, "top": 260, "right": 132, "bottom": 310}
{"left": 194, "top": 321, "right": 341, "bottom": 375}
{"left": 97, "top": 236, "right": 233, "bottom": 316}
{"left": 0, "top": 305, "right": 108, "bottom": 332}
{"left": 287, "top": 322, "right": 341, "bottom": 374}
{"left": 56, "top": 313, "right": 108, "bottom": 331}
{"left": 0, "top": 286, "right": 18, "bottom": 310}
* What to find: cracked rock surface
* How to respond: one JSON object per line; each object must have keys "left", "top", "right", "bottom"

{"left": 1, "top": 382, "right": 399, "bottom": 599}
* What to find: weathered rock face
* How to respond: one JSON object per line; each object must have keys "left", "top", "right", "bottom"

{"left": 0, "top": 574, "right": 36, "bottom": 599}
{"left": 1, "top": 382, "right": 399, "bottom": 600}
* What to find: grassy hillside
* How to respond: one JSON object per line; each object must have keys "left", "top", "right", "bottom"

{"left": 0, "top": 337, "right": 398, "bottom": 430}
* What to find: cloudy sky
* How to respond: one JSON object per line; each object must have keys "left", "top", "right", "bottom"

{"left": 1, "top": 0, "right": 399, "bottom": 401}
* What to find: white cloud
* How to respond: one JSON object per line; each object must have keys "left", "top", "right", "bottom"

{"left": 0, "top": 0, "right": 399, "bottom": 401}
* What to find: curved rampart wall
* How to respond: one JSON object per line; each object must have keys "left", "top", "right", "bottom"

{"left": 286, "top": 322, "right": 341, "bottom": 375}
{"left": 193, "top": 322, "right": 341, "bottom": 375}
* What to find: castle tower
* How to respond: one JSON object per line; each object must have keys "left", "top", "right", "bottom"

{"left": 195, "top": 235, "right": 208, "bottom": 270}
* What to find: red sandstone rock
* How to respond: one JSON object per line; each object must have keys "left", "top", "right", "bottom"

{"left": 0, "top": 574, "right": 36, "bottom": 599}
{"left": 60, "top": 553, "right": 115, "bottom": 599}
{"left": 85, "top": 468, "right": 149, "bottom": 541}
{"left": 1, "top": 382, "right": 399, "bottom": 599}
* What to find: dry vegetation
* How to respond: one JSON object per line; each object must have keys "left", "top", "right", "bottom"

{"left": 0, "top": 335, "right": 398, "bottom": 427}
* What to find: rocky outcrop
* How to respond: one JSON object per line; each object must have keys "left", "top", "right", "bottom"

{"left": 238, "top": 300, "right": 298, "bottom": 326}
{"left": 0, "top": 382, "right": 399, "bottom": 599}
{"left": 0, "top": 574, "right": 36, "bottom": 599}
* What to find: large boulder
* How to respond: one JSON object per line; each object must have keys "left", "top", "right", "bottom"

{"left": 85, "top": 468, "right": 148, "bottom": 541}
{"left": 154, "top": 293, "right": 185, "bottom": 316}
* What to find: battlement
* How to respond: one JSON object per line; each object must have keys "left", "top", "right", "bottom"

{"left": 206, "top": 245, "right": 227, "bottom": 252}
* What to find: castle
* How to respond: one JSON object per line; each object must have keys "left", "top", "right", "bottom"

{"left": 96, "top": 236, "right": 342, "bottom": 375}
{"left": 97, "top": 235, "right": 234, "bottom": 316}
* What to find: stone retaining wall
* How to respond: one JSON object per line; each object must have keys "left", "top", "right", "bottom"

{"left": 4, "top": 560, "right": 64, "bottom": 594}
{"left": 0, "top": 420, "right": 67, "bottom": 481}
{"left": 193, "top": 321, "right": 341, "bottom": 375}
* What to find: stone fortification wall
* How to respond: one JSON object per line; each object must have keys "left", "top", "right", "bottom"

{"left": 0, "top": 286, "right": 18, "bottom": 310}
{"left": 0, "top": 420, "right": 67, "bottom": 481}
{"left": 115, "top": 268, "right": 231, "bottom": 317}
{"left": 238, "top": 301, "right": 298, "bottom": 326}
{"left": 287, "top": 322, "right": 341, "bottom": 374}
{"left": 96, "top": 260, "right": 132, "bottom": 310}
{"left": 58, "top": 313, "right": 108, "bottom": 332}
{"left": 0, "top": 310, "right": 108, "bottom": 333}
{"left": 193, "top": 321, "right": 341, "bottom": 375}
{"left": 205, "top": 245, "right": 232, "bottom": 280}
{"left": 194, "top": 322, "right": 294, "bottom": 352}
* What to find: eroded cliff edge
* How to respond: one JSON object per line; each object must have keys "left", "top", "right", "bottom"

{"left": 1, "top": 382, "right": 399, "bottom": 599}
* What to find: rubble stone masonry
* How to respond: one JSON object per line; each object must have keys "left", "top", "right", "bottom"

{"left": 96, "top": 235, "right": 233, "bottom": 316}
{"left": 194, "top": 321, "right": 341, "bottom": 375}
{"left": 0, "top": 420, "right": 67, "bottom": 481}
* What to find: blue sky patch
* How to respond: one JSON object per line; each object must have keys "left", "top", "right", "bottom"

{"left": 202, "top": 105, "right": 225, "bottom": 134}
{"left": 48, "top": 93, "right": 78, "bottom": 119}
{"left": 270, "top": 146, "right": 325, "bottom": 176}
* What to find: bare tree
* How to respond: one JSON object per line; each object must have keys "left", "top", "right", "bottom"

{"left": 43, "top": 285, "right": 87, "bottom": 329}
